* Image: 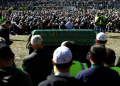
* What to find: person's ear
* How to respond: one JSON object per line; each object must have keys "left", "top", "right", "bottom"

{"left": 31, "top": 44, "right": 34, "bottom": 49}
{"left": 105, "top": 40, "right": 107, "bottom": 44}
{"left": 11, "top": 59, "right": 14, "bottom": 64}
{"left": 89, "top": 55, "right": 92, "bottom": 60}
{"left": 95, "top": 39, "right": 98, "bottom": 43}
{"left": 52, "top": 59, "right": 55, "bottom": 66}
{"left": 41, "top": 41, "right": 44, "bottom": 47}
{"left": 70, "top": 60, "right": 73, "bottom": 66}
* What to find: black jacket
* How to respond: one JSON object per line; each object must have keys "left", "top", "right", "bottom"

{"left": 0, "top": 25, "right": 12, "bottom": 45}
{"left": 22, "top": 49, "right": 53, "bottom": 86}
{"left": 0, "top": 67, "right": 32, "bottom": 86}
{"left": 38, "top": 75, "right": 87, "bottom": 86}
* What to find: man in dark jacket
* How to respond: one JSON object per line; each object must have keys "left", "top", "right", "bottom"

{"left": 0, "top": 45, "right": 32, "bottom": 86}
{"left": 86, "top": 32, "right": 107, "bottom": 67}
{"left": 22, "top": 35, "right": 53, "bottom": 86}
{"left": 9, "top": 22, "right": 18, "bottom": 35}
{"left": 0, "top": 20, "right": 13, "bottom": 45}
{"left": 38, "top": 46, "right": 87, "bottom": 86}
{"left": 76, "top": 44, "right": 120, "bottom": 86}
{"left": 59, "top": 22, "right": 67, "bottom": 29}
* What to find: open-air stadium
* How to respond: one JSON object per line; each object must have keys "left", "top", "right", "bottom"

{"left": 1, "top": 0, "right": 120, "bottom": 67}
{"left": 0, "top": 0, "right": 120, "bottom": 85}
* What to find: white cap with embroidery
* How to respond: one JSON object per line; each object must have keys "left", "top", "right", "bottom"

{"left": 53, "top": 46, "right": 72, "bottom": 64}
{"left": 96, "top": 32, "right": 107, "bottom": 41}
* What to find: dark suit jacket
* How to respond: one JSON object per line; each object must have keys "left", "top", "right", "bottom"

{"left": 22, "top": 49, "right": 53, "bottom": 86}
{"left": 38, "top": 75, "right": 87, "bottom": 86}
{"left": 0, "top": 25, "right": 12, "bottom": 45}
{"left": 76, "top": 64, "right": 120, "bottom": 86}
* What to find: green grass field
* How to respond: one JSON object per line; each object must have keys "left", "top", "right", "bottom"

{"left": 10, "top": 32, "right": 120, "bottom": 67}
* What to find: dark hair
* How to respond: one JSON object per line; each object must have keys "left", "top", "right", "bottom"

{"left": 62, "top": 41, "right": 78, "bottom": 58}
{"left": 0, "top": 45, "right": 14, "bottom": 61}
{"left": 89, "top": 44, "right": 106, "bottom": 63}
{"left": 104, "top": 48, "right": 116, "bottom": 65}
{"left": 97, "top": 40, "right": 107, "bottom": 44}
{"left": 4, "top": 20, "right": 11, "bottom": 25}
{"left": 55, "top": 60, "right": 72, "bottom": 70}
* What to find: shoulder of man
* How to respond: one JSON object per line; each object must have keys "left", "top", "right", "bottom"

{"left": 0, "top": 25, "right": 5, "bottom": 30}
{"left": 22, "top": 49, "right": 53, "bottom": 65}
{"left": 0, "top": 67, "right": 32, "bottom": 86}
{"left": 38, "top": 75, "right": 87, "bottom": 86}
{"left": 15, "top": 68, "right": 33, "bottom": 86}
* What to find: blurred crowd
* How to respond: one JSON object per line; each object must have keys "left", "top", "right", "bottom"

{"left": 0, "top": 0, "right": 118, "bottom": 10}
{"left": 0, "top": 0, "right": 120, "bottom": 35}
{"left": 0, "top": 8, "right": 120, "bottom": 35}
{"left": 0, "top": 1, "right": 120, "bottom": 86}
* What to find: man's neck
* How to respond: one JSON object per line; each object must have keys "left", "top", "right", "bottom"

{"left": 104, "top": 63, "right": 115, "bottom": 67}
{"left": 55, "top": 66, "right": 70, "bottom": 73}
{"left": 55, "top": 68, "right": 71, "bottom": 77}
{"left": 90, "top": 59, "right": 103, "bottom": 65}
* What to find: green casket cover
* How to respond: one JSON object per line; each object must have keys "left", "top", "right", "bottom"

{"left": 32, "top": 29, "right": 96, "bottom": 45}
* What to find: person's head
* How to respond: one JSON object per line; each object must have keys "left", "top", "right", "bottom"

{"left": 31, "top": 35, "right": 43, "bottom": 49}
{"left": 3, "top": 20, "right": 11, "bottom": 29}
{"left": 97, "top": 12, "right": 100, "bottom": 16}
{"left": 61, "top": 22, "right": 64, "bottom": 26}
{"left": 81, "top": 22, "right": 84, "bottom": 26}
{"left": 52, "top": 46, "right": 73, "bottom": 72}
{"left": 95, "top": 32, "right": 107, "bottom": 45}
{"left": 48, "top": 23, "right": 51, "bottom": 26}
{"left": 75, "top": 23, "right": 79, "bottom": 27}
{"left": 104, "top": 48, "right": 116, "bottom": 67}
{"left": 61, "top": 41, "right": 78, "bottom": 58}
{"left": 52, "top": 23, "right": 55, "bottom": 26}
{"left": 89, "top": 44, "right": 107, "bottom": 64}
{"left": 68, "top": 21, "right": 71, "bottom": 24}
{"left": 0, "top": 45, "right": 14, "bottom": 68}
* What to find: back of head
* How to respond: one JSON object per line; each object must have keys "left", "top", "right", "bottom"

{"left": 31, "top": 35, "right": 43, "bottom": 49}
{"left": 61, "top": 41, "right": 78, "bottom": 58}
{"left": 53, "top": 46, "right": 72, "bottom": 70}
{"left": 96, "top": 32, "right": 107, "bottom": 45}
{"left": 89, "top": 44, "right": 106, "bottom": 63}
{"left": 0, "top": 45, "right": 14, "bottom": 61}
{"left": 104, "top": 48, "right": 116, "bottom": 65}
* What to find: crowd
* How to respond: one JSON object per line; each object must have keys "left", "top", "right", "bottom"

{"left": 0, "top": 7, "right": 120, "bottom": 35}
{"left": 0, "top": 0, "right": 118, "bottom": 10}
{"left": 0, "top": 1, "right": 120, "bottom": 86}
{"left": 0, "top": 30, "right": 120, "bottom": 86}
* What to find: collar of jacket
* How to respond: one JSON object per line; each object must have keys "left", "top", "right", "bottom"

{"left": 107, "top": 65, "right": 115, "bottom": 68}
{"left": 91, "top": 63, "right": 104, "bottom": 67}
{"left": 33, "top": 48, "right": 45, "bottom": 52}
{"left": 55, "top": 72, "right": 71, "bottom": 77}
{"left": 47, "top": 75, "right": 74, "bottom": 81}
